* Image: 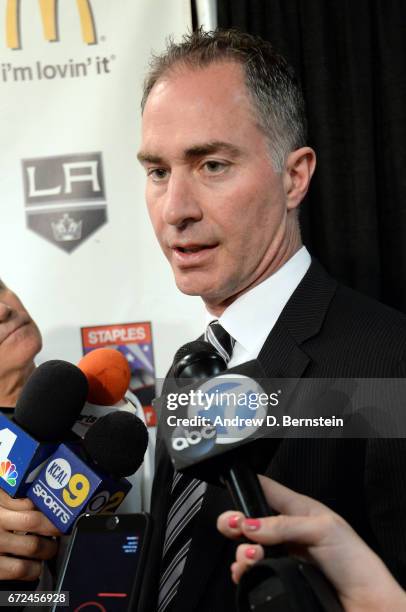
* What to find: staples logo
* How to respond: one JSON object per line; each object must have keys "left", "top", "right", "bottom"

{"left": 6, "top": 0, "right": 97, "bottom": 50}
{"left": 22, "top": 152, "right": 108, "bottom": 253}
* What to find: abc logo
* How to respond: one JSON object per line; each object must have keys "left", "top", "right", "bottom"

{"left": 45, "top": 458, "right": 71, "bottom": 490}
{"left": 188, "top": 375, "right": 267, "bottom": 444}
{"left": 172, "top": 424, "right": 216, "bottom": 459}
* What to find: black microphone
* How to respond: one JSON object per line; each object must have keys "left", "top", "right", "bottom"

{"left": 28, "top": 410, "right": 149, "bottom": 532}
{"left": 166, "top": 341, "right": 278, "bottom": 519}
{"left": 172, "top": 341, "right": 342, "bottom": 612}
{"left": 83, "top": 410, "right": 149, "bottom": 477}
{"left": 173, "top": 340, "right": 227, "bottom": 385}
{"left": 15, "top": 360, "right": 89, "bottom": 440}
{"left": 162, "top": 341, "right": 344, "bottom": 611}
{"left": 0, "top": 360, "right": 88, "bottom": 497}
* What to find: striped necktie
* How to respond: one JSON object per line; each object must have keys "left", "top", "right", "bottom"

{"left": 205, "top": 320, "right": 236, "bottom": 364}
{"left": 157, "top": 322, "right": 235, "bottom": 611}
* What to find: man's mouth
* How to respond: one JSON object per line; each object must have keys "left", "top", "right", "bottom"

{"left": 0, "top": 321, "right": 29, "bottom": 344}
{"left": 171, "top": 243, "right": 218, "bottom": 265}
{"left": 177, "top": 246, "right": 209, "bottom": 253}
{"left": 174, "top": 244, "right": 217, "bottom": 254}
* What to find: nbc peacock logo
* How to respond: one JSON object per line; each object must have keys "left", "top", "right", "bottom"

{"left": 0, "top": 459, "right": 18, "bottom": 486}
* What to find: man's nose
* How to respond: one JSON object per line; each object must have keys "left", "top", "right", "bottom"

{"left": 162, "top": 171, "right": 202, "bottom": 228}
{"left": 0, "top": 303, "right": 12, "bottom": 322}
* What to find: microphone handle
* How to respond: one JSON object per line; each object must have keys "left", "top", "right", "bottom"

{"left": 222, "top": 463, "right": 270, "bottom": 516}
{"left": 223, "top": 465, "right": 344, "bottom": 609}
{"left": 221, "top": 463, "right": 285, "bottom": 558}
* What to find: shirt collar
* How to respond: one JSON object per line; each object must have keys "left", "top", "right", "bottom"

{"left": 205, "top": 246, "right": 311, "bottom": 358}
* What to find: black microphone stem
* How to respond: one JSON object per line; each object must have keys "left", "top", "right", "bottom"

{"left": 222, "top": 463, "right": 285, "bottom": 558}
{"left": 222, "top": 464, "right": 270, "bottom": 517}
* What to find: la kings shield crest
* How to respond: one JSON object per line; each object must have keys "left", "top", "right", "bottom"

{"left": 22, "top": 152, "right": 107, "bottom": 253}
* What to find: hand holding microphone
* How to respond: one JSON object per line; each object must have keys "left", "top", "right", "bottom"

{"left": 0, "top": 360, "right": 88, "bottom": 581}
{"left": 0, "top": 488, "right": 59, "bottom": 581}
{"left": 218, "top": 475, "right": 406, "bottom": 612}
{"left": 162, "top": 341, "right": 344, "bottom": 610}
{"left": 0, "top": 349, "right": 144, "bottom": 579}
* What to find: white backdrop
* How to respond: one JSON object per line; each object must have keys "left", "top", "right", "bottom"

{"left": 0, "top": 0, "right": 205, "bottom": 378}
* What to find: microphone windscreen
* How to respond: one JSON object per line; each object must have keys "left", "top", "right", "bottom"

{"left": 83, "top": 410, "right": 148, "bottom": 477}
{"left": 15, "top": 360, "right": 88, "bottom": 442}
{"left": 173, "top": 340, "right": 227, "bottom": 382}
{"left": 78, "top": 348, "right": 131, "bottom": 405}
{"left": 173, "top": 340, "right": 215, "bottom": 365}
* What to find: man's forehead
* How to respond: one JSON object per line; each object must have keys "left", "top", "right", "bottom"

{"left": 139, "top": 63, "right": 262, "bottom": 161}
{"left": 151, "top": 59, "right": 246, "bottom": 95}
{"left": 142, "top": 61, "right": 251, "bottom": 122}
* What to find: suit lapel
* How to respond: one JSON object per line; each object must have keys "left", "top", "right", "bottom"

{"left": 258, "top": 322, "right": 311, "bottom": 378}
{"left": 258, "top": 259, "right": 337, "bottom": 378}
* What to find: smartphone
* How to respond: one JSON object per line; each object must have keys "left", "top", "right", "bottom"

{"left": 53, "top": 513, "right": 151, "bottom": 611}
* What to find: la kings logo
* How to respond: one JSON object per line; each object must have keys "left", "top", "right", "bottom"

{"left": 22, "top": 152, "right": 107, "bottom": 253}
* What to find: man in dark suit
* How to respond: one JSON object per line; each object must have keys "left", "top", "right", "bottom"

{"left": 137, "top": 29, "right": 406, "bottom": 611}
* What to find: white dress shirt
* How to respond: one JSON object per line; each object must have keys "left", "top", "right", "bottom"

{"left": 205, "top": 247, "right": 311, "bottom": 367}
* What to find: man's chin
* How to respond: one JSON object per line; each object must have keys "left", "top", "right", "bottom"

{"left": 173, "top": 272, "right": 211, "bottom": 297}
{"left": 174, "top": 279, "right": 203, "bottom": 297}
{"left": 174, "top": 276, "right": 228, "bottom": 311}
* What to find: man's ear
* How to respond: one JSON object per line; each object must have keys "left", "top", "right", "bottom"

{"left": 283, "top": 147, "right": 316, "bottom": 210}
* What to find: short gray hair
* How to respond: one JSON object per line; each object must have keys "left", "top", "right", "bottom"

{"left": 141, "top": 28, "right": 308, "bottom": 172}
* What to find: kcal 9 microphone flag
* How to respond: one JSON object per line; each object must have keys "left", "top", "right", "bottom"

{"left": 27, "top": 442, "right": 131, "bottom": 533}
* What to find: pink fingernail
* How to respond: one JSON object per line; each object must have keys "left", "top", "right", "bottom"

{"left": 244, "top": 518, "right": 261, "bottom": 531}
{"left": 228, "top": 515, "right": 240, "bottom": 529}
{"left": 245, "top": 547, "right": 257, "bottom": 560}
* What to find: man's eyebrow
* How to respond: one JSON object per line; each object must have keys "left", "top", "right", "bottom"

{"left": 183, "top": 141, "right": 242, "bottom": 159}
{"left": 137, "top": 141, "right": 242, "bottom": 165}
{"left": 137, "top": 151, "right": 163, "bottom": 164}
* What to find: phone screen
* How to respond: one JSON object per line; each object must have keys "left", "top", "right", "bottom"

{"left": 55, "top": 514, "right": 149, "bottom": 611}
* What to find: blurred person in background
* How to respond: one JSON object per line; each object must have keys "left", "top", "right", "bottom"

{"left": 0, "top": 278, "right": 42, "bottom": 407}
{"left": 0, "top": 278, "right": 59, "bottom": 586}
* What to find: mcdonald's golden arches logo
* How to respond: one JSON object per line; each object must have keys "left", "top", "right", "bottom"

{"left": 6, "top": 0, "right": 97, "bottom": 49}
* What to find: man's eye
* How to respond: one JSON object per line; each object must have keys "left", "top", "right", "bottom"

{"left": 203, "top": 160, "right": 227, "bottom": 173}
{"left": 147, "top": 168, "right": 168, "bottom": 181}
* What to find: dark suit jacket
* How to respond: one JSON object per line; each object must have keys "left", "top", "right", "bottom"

{"left": 138, "top": 260, "right": 406, "bottom": 612}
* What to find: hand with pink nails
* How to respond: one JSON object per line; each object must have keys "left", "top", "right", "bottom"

{"left": 217, "top": 475, "right": 406, "bottom": 612}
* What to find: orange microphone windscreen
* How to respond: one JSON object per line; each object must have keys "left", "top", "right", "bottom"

{"left": 77, "top": 348, "right": 131, "bottom": 405}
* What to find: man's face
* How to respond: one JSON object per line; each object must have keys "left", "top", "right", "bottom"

{"left": 0, "top": 280, "right": 42, "bottom": 379}
{"left": 139, "top": 61, "right": 291, "bottom": 312}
